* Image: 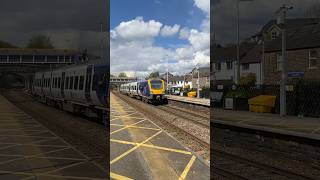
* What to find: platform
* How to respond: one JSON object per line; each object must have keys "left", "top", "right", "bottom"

{"left": 213, "top": 109, "right": 320, "bottom": 140}
{"left": 110, "top": 93, "right": 209, "bottom": 180}
{"left": 0, "top": 95, "right": 107, "bottom": 179}
{"left": 167, "top": 95, "right": 210, "bottom": 107}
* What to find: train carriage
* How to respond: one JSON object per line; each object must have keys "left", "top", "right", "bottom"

{"left": 120, "top": 78, "right": 167, "bottom": 104}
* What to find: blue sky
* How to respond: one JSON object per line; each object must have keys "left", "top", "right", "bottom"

{"left": 111, "top": 0, "right": 206, "bottom": 48}
{"left": 110, "top": 0, "right": 210, "bottom": 77}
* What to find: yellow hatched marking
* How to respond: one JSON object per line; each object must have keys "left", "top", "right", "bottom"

{"left": 110, "top": 130, "right": 162, "bottom": 165}
{"left": 110, "top": 120, "right": 146, "bottom": 134}
{"left": 110, "top": 124, "right": 160, "bottom": 131}
{"left": 110, "top": 139, "right": 191, "bottom": 155}
{"left": 110, "top": 172, "right": 134, "bottom": 180}
{"left": 179, "top": 155, "right": 197, "bottom": 180}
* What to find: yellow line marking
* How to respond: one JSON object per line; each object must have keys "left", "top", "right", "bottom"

{"left": 110, "top": 130, "right": 162, "bottom": 165}
{"left": 110, "top": 124, "right": 160, "bottom": 131}
{"left": 179, "top": 155, "right": 197, "bottom": 180}
{"left": 111, "top": 139, "right": 192, "bottom": 155}
{"left": 110, "top": 120, "right": 146, "bottom": 135}
{"left": 110, "top": 172, "right": 134, "bottom": 180}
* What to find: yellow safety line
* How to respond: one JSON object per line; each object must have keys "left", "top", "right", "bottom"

{"left": 179, "top": 155, "right": 197, "bottom": 180}
{"left": 110, "top": 130, "right": 162, "bottom": 165}
{"left": 110, "top": 120, "right": 146, "bottom": 135}
{"left": 110, "top": 124, "right": 160, "bottom": 131}
{"left": 111, "top": 112, "right": 138, "bottom": 121}
{"left": 110, "top": 139, "right": 191, "bottom": 155}
{"left": 110, "top": 172, "right": 134, "bottom": 180}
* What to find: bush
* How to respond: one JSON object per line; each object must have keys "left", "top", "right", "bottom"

{"left": 225, "top": 89, "right": 249, "bottom": 99}
{"left": 239, "top": 73, "right": 256, "bottom": 86}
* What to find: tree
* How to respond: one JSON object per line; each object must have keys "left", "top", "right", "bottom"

{"left": 147, "top": 72, "right": 159, "bottom": 79}
{"left": 118, "top": 72, "right": 127, "bottom": 77}
{"left": 239, "top": 73, "right": 256, "bottom": 86}
{"left": 26, "top": 35, "right": 54, "bottom": 49}
{"left": 0, "top": 40, "right": 17, "bottom": 48}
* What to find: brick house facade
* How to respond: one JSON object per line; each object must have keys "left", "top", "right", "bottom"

{"left": 264, "top": 48, "right": 320, "bottom": 84}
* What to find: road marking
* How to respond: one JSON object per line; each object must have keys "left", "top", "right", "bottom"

{"left": 111, "top": 139, "right": 191, "bottom": 155}
{"left": 110, "top": 124, "right": 160, "bottom": 131}
{"left": 110, "top": 120, "right": 146, "bottom": 134}
{"left": 110, "top": 172, "right": 134, "bottom": 180}
{"left": 110, "top": 130, "right": 162, "bottom": 165}
{"left": 179, "top": 155, "right": 197, "bottom": 180}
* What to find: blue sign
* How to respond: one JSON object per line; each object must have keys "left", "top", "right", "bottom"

{"left": 288, "top": 72, "right": 304, "bottom": 78}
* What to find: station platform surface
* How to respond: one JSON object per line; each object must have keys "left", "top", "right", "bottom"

{"left": 0, "top": 95, "right": 107, "bottom": 179}
{"left": 167, "top": 95, "right": 210, "bottom": 107}
{"left": 213, "top": 109, "right": 320, "bottom": 140}
{"left": 110, "top": 93, "right": 209, "bottom": 180}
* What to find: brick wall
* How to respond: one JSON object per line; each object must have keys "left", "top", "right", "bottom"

{"left": 264, "top": 47, "right": 320, "bottom": 84}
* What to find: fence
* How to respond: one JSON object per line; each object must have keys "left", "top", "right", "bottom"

{"left": 212, "top": 81, "right": 320, "bottom": 118}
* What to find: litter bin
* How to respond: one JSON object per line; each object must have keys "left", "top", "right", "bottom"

{"left": 248, "top": 95, "right": 276, "bottom": 113}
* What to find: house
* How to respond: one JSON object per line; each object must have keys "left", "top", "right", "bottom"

{"left": 263, "top": 23, "right": 320, "bottom": 84}
{"left": 191, "top": 67, "right": 210, "bottom": 88}
{"left": 160, "top": 72, "right": 192, "bottom": 89}
{"left": 251, "top": 18, "right": 320, "bottom": 43}
{"left": 212, "top": 43, "right": 263, "bottom": 85}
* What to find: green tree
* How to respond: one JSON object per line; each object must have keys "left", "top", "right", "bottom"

{"left": 239, "top": 73, "right": 256, "bottom": 86}
{"left": 26, "top": 35, "right": 54, "bottom": 49}
{"left": 147, "top": 71, "right": 160, "bottom": 79}
{"left": 0, "top": 40, "right": 17, "bottom": 48}
{"left": 118, "top": 72, "right": 127, "bottom": 77}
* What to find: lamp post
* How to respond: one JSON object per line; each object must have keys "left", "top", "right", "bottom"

{"left": 196, "top": 64, "right": 200, "bottom": 98}
{"left": 276, "top": 4, "right": 292, "bottom": 116}
{"left": 166, "top": 55, "right": 169, "bottom": 93}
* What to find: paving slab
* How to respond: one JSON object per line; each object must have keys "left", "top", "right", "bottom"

{"left": 167, "top": 95, "right": 210, "bottom": 106}
{"left": 110, "top": 93, "right": 210, "bottom": 180}
{"left": 0, "top": 95, "right": 107, "bottom": 179}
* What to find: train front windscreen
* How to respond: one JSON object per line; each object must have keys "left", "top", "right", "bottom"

{"left": 150, "top": 80, "right": 163, "bottom": 89}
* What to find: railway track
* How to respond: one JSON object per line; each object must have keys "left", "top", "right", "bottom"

{"left": 212, "top": 149, "right": 317, "bottom": 180}
{"left": 158, "top": 104, "right": 210, "bottom": 128}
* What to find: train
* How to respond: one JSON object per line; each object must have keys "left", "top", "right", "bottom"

{"left": 119, "top": 78, "right": 168, "bottom": 104}
{"left": 32, "top": 63, "right": 108, "bottom": 124}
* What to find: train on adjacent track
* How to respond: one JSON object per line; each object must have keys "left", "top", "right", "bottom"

{"left": 32, "top": 63, "right": 108, "bottom": 124}
{"left": 119, "top": 78, "right": 168, "bottom": 104}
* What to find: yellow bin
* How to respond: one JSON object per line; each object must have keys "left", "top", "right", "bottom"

{"left": 248, "top": 95, "right": 276, "bottom": 113}
{"left": 187, "top": 91, "right": 196, "bottom": 97}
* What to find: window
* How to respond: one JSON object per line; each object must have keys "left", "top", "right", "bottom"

{"left": 215, "top": 63, "right": 221, "bottom": 71}
{"left": 79, "top": 76, "right": 84, "bottom": 90}
{"left": 271, "top": 31, "right": 277, "bottom": 40}
{"left": 58, "top": 78, "right": 61, "bottom": 88}
{"left": 69, "top": 76, "right": 74, "bottom": 89}
{"left": 309, "top": 50, "right": 319, "bottom": 69}
{"left": 65, "top": 77, "right": 69, "bottom": 89}
{"left": 276, "top": 53, "right": 282, "bottom": 71}
{"left": 74, "top": 76, "right": 79, "bottom": 90}
{"left": 242, "top": 63, "right": 250, "bottom": 71}
{"left": 226, "top": 61, "right": 233, "bottom": 70}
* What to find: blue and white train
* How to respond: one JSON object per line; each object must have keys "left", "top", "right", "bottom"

{"left": 32, "top": 63, "right": 108, "bottom": 123}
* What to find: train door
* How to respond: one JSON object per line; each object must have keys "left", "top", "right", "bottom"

{"left": 85, "top": 65, "right": 93, "bottom": 103}
{"left": 61, "top": 72, "right": 65, "bottom": 99}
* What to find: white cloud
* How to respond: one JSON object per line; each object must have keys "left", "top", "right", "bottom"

{"left": 179, "top": 27, "right": 190, "bottom": 39}
{"left": 111, "top": 16, "right": 162, "bottom": 41}
{"left": 194, "top": 0, "right": 210, "bottom": 14}
{"left": 160, "top": 24, "right": 180, "bottom": 37}
{"left": 188, "top": 29, "right": 210, "bottom": 51}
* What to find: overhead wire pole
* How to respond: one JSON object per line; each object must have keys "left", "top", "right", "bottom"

{"left": 276, "top": 4, "right": 292, "bottom": 116}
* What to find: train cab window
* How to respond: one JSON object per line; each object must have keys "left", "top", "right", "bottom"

{"left": 65, "top": 77, "right": 69, "bottom": 89}
{"left": 79, "top": 76, "right": 84, "bottom": 90}
{"left": 54, "top": 78, "right": 57, "bottom": 88}
{"left": 74, "top": 76, "right": 79, "bottom": 90}
{"left": 69, "top": 76, "right": 74, "bottom": 89}
{"left": 49, "top": 79, "right": 51, "bottom": 88}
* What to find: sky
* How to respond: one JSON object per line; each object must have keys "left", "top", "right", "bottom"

{"left": 212, "top": 0, "right": 320, "bottom": 45}
{"left": 110, "top": 0, "right": 210, "bottom": 77}
{"left": 0, "top": 0, "right": 108, "bottom": 58}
